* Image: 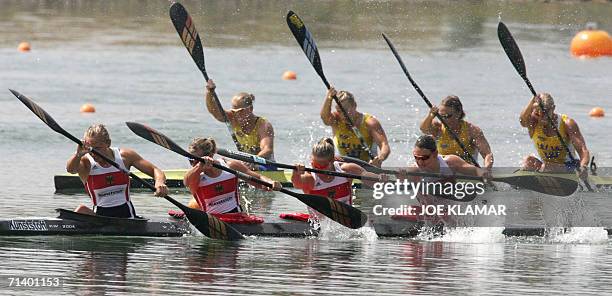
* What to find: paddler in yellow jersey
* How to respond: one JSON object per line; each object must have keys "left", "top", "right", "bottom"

{"left": 420, "top": 95, "right": 494, "bottom": 177}
{"left": 320, "top": 87, "right": 391, "bottom": 167}
{"left": 205, "top": 80, "right": 275, "bottom": 168}
{"left": 519, "top": 93, "right": 590, "bottom": 177}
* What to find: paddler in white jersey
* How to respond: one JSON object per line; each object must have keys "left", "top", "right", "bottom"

{"left": 291, "top": 138, "right": 384, "bottom": 205}
{"left": 66, "top": 124, "right": 169, "bottom": 218}
{"left": 398, "top": 135, "right": 485, "bottom": 185}
{"left": 183, "top": 137, "right": 282, "bottom": 214}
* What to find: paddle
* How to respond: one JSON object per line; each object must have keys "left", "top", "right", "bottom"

{"left": 125, "top": 122, "right": 369, "bottom": 229}
{"left": 497, "top": 22, "right": 593, "bottom": 191}
{"left": 9, "top": 89, "right": 243, "bottom": 241}
{"left": 216, "top": 148, "right": 380, "bottom": 182}
{"left": 341, "top": 154, "right": 576, "bottom": 197}
{"left": 286, "top": 11, "right": 376, "bottom": 161}
{"left": 381, "top": 33, "right": 480, "bottom": 167}
{"left": 169, "top": 2, "right": 242, "bottom": 151}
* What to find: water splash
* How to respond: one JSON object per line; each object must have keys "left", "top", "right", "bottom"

{"left": 546, "top": 227, "right": 608, "bottom": 244}
{"left": 418, "top": 226, "right": 506, "bottom": 243}
{"left": 313, "top": 212, "right": 378, "bottom": 241}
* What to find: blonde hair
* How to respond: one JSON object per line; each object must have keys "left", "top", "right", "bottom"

{"left": 312, "top": 137, "right": 335, "bottom": 160}
{"left": 337, "top": 90, "right": 356, "bottom": 107}
{"left": 84, "top": 124, "right": 111, "bottom": 144}
{"left": 538, "top": 93, "right": 555, "bottom": 110}
{"left": 231, "top": 92, "right": 255, "bottom": 109}
{"left": 188, "top": 137, "right": 216, "bottom": 156}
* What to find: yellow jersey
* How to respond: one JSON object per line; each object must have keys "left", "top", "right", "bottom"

{"left": 333, "top": 113, "right": 375, "bottom": 161}
{"left": 530, "top": 114, "right": 575, "bottom": 164}
{"left": 437, "top": 120, "right": 478, "bottom": 165}
{"left": 232, "top": 117, "right": 266, "bottom": 156}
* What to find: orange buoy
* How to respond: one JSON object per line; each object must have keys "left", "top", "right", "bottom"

{"left": 570, "top": 30, "right": 612, "bottom": 58}
{"left": 282, "top": 70, "right": 297, "bottom": 80}
{"left": 80, "top": 104, "right": 96, "bottom": 113}
{"left": 18, "top": 42, "right": 31, "bottom": 52}
{"left": 589, "top": 107, "right": 605, "bottom": 117}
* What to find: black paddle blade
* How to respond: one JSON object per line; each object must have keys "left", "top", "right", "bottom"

{"left": 9, "top": 89, "right": 82, "bottom": 144}
{"left": 497, "top": 174, "right": 578, "bottom": 197}
{"left": 287, "top": 190, "right": 368, "bottom": 229}
{"left": 165, "top": 196, "right": 244, "bottom": 240}
{"left": 497, "top": 22, "right": 527, "bottom": 79}
{"left": 286, "top": 11, "right": 329, "bottom": 88}
{"left": 125, "top": 122, "right": 193, "bottom": 159}
{"left": 169, "top": 2, "right": 208, "bottom": 79}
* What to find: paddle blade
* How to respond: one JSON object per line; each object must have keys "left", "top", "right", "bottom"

{"left": 166, "top": 197, "right": 243, "bottom": 240}
{"left": 286, "top": 11, "right": 328, "bottom": 88}
{"left": 286, "top": 190, "right": 368, "bottom": 229}
{"left": 126, "top": 122, "right": 192, "bottom": 159}
{"left": 497, "top": 22, "right": 527, "bottom": 79}
{"left": 169, "top": 2, "right": 207, "bottom": 78}
{"left": 497, "top": 174, "right": 578, "bottom": 197}
{"left": 9, "top": 89, "right": 82, "bottom": 144}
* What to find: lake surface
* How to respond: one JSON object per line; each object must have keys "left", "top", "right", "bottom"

{"left": 0, "top": 1, "right": 611, "bottom": 295}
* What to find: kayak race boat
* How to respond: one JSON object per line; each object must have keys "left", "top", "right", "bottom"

{"left": 1, "top": 209, "right": 190, "bottom": 237}
{"left": 2, "top": 209, "right": 611, "bottom": 238}
{"left": 54, "top": 169, "right": 612, "bottom": 194}
{"left": 0, "top": 209, "right": 422, "bottom": 237}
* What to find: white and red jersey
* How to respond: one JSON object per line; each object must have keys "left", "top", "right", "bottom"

{"left": 84, "top": 147, "right": 131, "bottom": 208}
{"left": 306, "top": 161, "right": 353, "bottom": 205}
{"left": 194, "top": 159, "right": 241, "bottom": 214}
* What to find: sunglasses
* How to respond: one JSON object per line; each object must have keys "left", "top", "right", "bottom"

{"left": 438, "top": 113, "right": 453, "bottom": 119}
{"left": 311, "top": 160, "right": 332, "bottom": 170}
{"left": 413, "top": 154, "right": 432, "bottom": 161}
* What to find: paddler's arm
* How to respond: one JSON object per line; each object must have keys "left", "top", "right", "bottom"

{"left": 66, "top": 143, "right": 91, "bottom": 183}
{"left": 420, "top": 106, "right": 442, "bottom": 136}
{"left": 227, "top": 159, "right": 282, "bottom": 191}
{"left": 566, "top": 118, "right": 590, "bottom": 172}
{"left": 366, "top": 116, "right": 390, "bottom": 167}
{"left": 257, "top": 120, "right": 275, "bottom": 160}
{"left": 183, "top": 160, "right": 205, "bottom": 196}
{"left": 320, "top": 87, "right": 339, "bottom": 126}
{"left": 204, "top": 79, "right": 232, "bottom": 123}
{"left": 520, "top": 95, "right": 538, "bottom": 128}
{"left": 123, "top": 148, "right": 168, "bottom": 197}
{"left": 470, "top": 124, "right": 494, "bottom": 171}
{"left": 444, "top": 155, "right": 482, "bottom": 177}
{"left": 340, "top": 162, "right": 385, "bottom": 188}
{"left": 291, "top": 163, "right": 315, "bottom": 191}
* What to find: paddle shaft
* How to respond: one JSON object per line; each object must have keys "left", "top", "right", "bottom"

{"left": 216, "top": 148, "right": 380, "bottom": 182}
{"left": 382, "top": 33, "right": 480, "bottom": 167}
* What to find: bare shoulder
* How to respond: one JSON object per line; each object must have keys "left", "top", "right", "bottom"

{"left": 119, "top": 147, "right": 140, "bottom": 159}
{"left": 260, "top": 118, "right": 274, "bottom": 134}
{"left": 365, "top": 114, "right": 381, "bottom": 126}
{"left": 340, "top": 162, "right": 363, "bottom": 173}
{"left": 467, "top": 122, "right": 484, "bottom": 136}
{"left": 443, "top": 154, "right": 464, "bottom": 165}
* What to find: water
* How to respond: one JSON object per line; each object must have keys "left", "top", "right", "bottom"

{"left": 0, "top": 1, "right": 611, "bottom": 294}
